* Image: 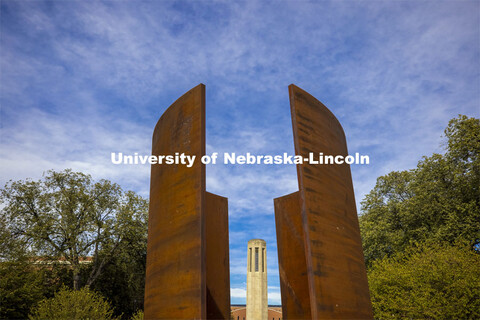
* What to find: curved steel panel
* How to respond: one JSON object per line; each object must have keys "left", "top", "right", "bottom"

{"left": 144, "top": 84, "right": 206, "bottom": 319}
{"left": 275, "top": 84, "right": 373, "bottom": 319}
{"left": 289, "top": 84, "right": 373, "bottom": 319}
{"left": 144, "top": 84, "right": 230, "bottom": 319}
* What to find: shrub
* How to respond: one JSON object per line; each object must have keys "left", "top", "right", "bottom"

{"left": 29, "top": 286, "right": 118, "bottom": 320}
{"left": 368, "top": 242, "right": 480, "bottom": 319}
{"left": 130, "top": 310, "right": 144, "bottom": 320}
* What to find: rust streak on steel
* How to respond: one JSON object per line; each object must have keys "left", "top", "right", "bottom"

{"left": 275, "top": 84, "right": 373, "bottom": 319}
{"left": 144, "top": 84, "right": 230, "bottom": 319}
{"left": 274, "top": 191, "right": 311, "bottom": 320}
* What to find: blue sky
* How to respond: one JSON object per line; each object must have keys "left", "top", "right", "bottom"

{"left": 1, "top": 0, "right": 479, "bottom": 305}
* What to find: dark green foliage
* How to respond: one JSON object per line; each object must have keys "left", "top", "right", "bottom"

{"left": 91, "top": 225, "right": 147, "bottom": 318}
{"left": 0, "top": 261, "right": 45, "bottom": 319}
{"left": 359, "top": 170, "right": 414, "bottom": 266}
{"left": 0, "top": 256, "right": 77, "bottom": 319}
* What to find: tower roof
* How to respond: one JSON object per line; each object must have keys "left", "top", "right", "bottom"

{"left": 248, "top": 238, "right": 266, "bottom": 244}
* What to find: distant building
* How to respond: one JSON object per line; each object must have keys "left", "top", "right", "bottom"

{"left": 31, "top": 256, "right": 93, "bottom": 267}
{"left": 231, "top": 305, "right": 282, "bottom": 320}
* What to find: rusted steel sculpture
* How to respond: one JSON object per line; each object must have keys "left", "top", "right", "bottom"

{"left": 274, "top": 191, "right": 311, "bottom": 319}
{"left": 205, "top": 192, "right": 230, "bottom": 319}
{"left": 144, "top": 84, "right": 230, "bottom": 320}
{"left": 275, "top": 85, "right": 373, "bottom": 319}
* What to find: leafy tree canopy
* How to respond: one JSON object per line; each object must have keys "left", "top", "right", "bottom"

{"left": 0, "top": 169, "right": 148, "bottom": 290}
{"left": 359, "top": 115, "right": 480, "bottom": 266}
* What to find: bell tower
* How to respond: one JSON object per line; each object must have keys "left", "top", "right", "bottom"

{"left": 246, "top": 239, "right": 268, "bottom": 320}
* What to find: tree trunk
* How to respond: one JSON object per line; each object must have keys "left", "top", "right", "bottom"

{"left": 73, "top": 268, "right": 81, "bottom": 290}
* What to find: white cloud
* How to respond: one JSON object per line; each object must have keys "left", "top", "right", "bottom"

{"left": 268, "top": 291, "right": 282, "bottom": 305}
{"left": 230, "top": 287, "right": 246, "bottom": 299}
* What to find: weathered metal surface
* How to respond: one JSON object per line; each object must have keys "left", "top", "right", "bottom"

{"left": 275, "top": 84, "right": 373, "bottom": 319}
{"left": 144, "top": 84, "right": 206, "bottom": 319}
{"left": 274, "top": 191, "right": 311, "bottom": 320}
{"left": 144, "top": 84, "right": 230, "bottom": 319}
{"left": 205, "top": 192, "right": 230, "bottom": 320}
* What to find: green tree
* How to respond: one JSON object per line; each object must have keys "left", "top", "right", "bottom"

{"left": 0, "top": 260, "right": 45, "bottom": 319}
{"left": 359, "top": 115, "right": 480, "bottom": 266}
{"left": 0, "top": 169, "right": 148, "bottom": 290}
{"left": 0, "top": 258, "right": 77, "bottom": 319}
{"left": 91, "top": 215, "right": 147, "bottom": 318}
{"left": 0, "top": 213, "right": 29, "bottom": 261}
{"left": 359, "top": 170, "right": 414, "bottom": 266}
{"left": 29, "top": 286, "right": 118, "bottom": 320}
{"left": 368, "top": 242, "right": 480, "bottom": 319}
